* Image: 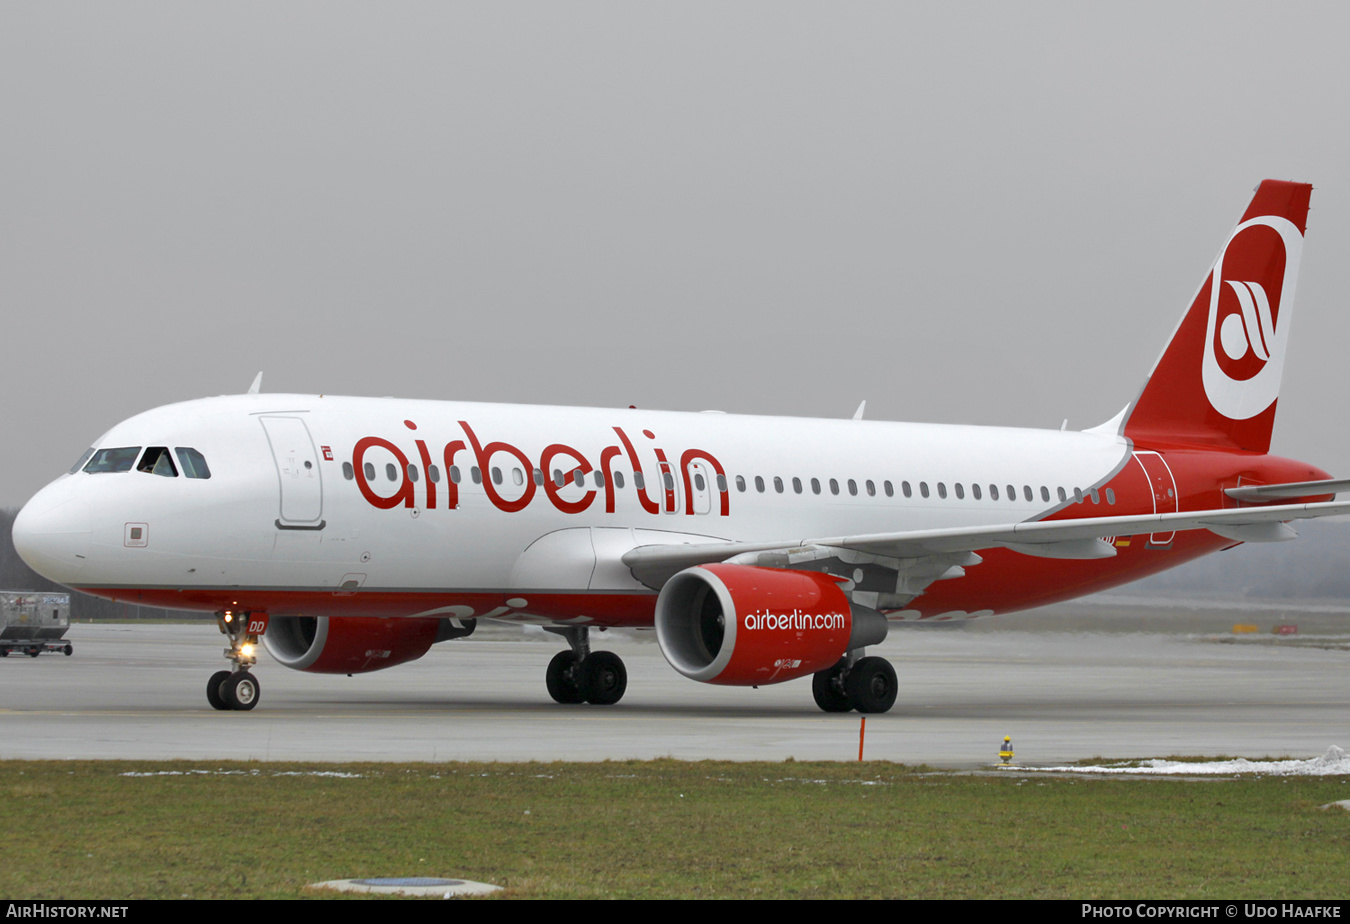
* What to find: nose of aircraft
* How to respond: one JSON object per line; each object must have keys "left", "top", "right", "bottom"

{"left": 12, "top": 481, "right": 92, "bottom": 585}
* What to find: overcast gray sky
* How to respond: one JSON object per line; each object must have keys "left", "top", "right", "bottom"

{"left": 4, "top": 2, "right": 1349, "bottom": 508}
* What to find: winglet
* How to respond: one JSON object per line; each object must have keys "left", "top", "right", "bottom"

{"left": 247, "top": 372, "right": 263, "bottom": 395}
{"left": 852, "top": 401, "right": 866, "bottom": 420}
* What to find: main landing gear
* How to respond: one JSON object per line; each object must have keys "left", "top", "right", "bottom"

{"left": 208, "top": 610, "right": 262, "bottom": 711}
{"left": 544, "top": 626, "right": 627, "bottom": 706}
{"left": 812, "top": 652, "right": 897, "bottom": 714}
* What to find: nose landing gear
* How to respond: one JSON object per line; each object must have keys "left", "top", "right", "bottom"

{"left": 208, "top": 610, "right": 263, "bottom": 711}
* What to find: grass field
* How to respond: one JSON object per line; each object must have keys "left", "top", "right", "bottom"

{"left": 2, "top": 759, "right": 1348, "bottom": 899}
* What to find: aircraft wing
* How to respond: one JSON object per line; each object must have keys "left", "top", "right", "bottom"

{"left": 620, "top": 500, "right": 1350, "bottom": 591}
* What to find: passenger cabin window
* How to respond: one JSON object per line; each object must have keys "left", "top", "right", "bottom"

{"left": 138, "top": 447, "right": 178, "bottom": 477}
{"left": 175, "top": 448, "right": 211, "bottom": 479}
{"left": 811, "top": 478, "right": 821, "bottom": 495}
{"left": 364, "top": 462, "right": 376, "bottom": 481}
{"left": 342, "top": 462, "right": 354, "bottom": 480}
{"left": 614, "top": 471, "right": 625, "bottom": 489}
{"left": 735, "top": 475, "right": 746, "bottom": 492}
{"left": 386, "top": 463, "right": 398, "bottom": 482}
{"left": 84, "top": 447, "right": 141, "bottom": 474}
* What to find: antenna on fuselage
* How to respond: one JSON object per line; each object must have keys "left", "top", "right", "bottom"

{"left": 852, "top": 401, "right": 866, "bottom": 420}
{"left": 247, "top": 372, "right": 263, "bottom": 395}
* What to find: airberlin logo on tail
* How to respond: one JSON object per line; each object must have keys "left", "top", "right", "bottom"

{"left": 1219, "top": 280, "right": 1275, "bottom": 363}
{"left": 1201, "top": 215, "right": 1303, "bottom": 420}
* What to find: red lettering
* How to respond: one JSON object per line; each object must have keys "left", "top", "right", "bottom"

{"left": 353, "top": 437, "right": 415, "bottom": 509}
{"left": 350, "top": 420, "right": 729, "bottom": 519}
{"left": 613, "top": 426, "right": 661, "bottom": 515}
{"left": 600, "top": 445, "right": 622, "bottom": 513}
{"left": 681, "top": 449, "right": 730, "bottom": 516}
{"left": 442, "top": 440, "right": 466, "bottom": 510}
{"left": 540, "top": 444, "right": 596, "bottom": 514}
{"left": 459, "top": 421, "right": 536, "bottom": 513}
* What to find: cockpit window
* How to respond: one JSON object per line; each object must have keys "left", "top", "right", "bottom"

{"left": 69, "top": 449, "right": 95, "bottom": 475}
{"left": 83, "top": 447, "right": 142, "bottom": 474}
{"left": 175, "top": 448, "right": 211, "bottom": 479}
{"left": 137, "top": 447, "right": 178, "bottom": 477}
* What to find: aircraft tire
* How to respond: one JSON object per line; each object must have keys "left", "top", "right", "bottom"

{"left": 63, "top": 644, "right": 73, "bottom": 656}
{"left": 579, "top": 651, "right": 627, "bottom": 706}
{"left": 546, "top": 651, "right": 585, "bottom": 704}
{"left": 206, "top": 670, "right": 231, "bottom": 711}
{"left": 811, "top": 660, "right": 853, "bottom": 713}
{"left": 222, "top": 671, "right": 261, "bottom": 711}
{"left": 845, "top": 657, "right": 897, "bottom": 714}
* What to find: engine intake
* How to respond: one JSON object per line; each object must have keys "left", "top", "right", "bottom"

{"left": 655, "top": 563, "right": 859, "bottom": 685}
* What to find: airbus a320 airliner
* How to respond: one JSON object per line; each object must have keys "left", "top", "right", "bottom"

{"left": 14, "top": 180, "right": 1350, "bottom": 714}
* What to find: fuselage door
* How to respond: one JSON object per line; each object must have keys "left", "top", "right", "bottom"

{"left": 260, "top": 416, "right": 325, "bottom": 529}
{"left": 1132, "top": 450, "right": 1177, "bottom": 547}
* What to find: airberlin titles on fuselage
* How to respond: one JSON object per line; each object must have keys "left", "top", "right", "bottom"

{"left": 351, "top": 419, "right": 731, "bottom": 517}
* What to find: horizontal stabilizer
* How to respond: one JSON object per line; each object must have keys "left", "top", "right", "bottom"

{"left": 1224, "top": 478, "right": 1350, "bottom": 501}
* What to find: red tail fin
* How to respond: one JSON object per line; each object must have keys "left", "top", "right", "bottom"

{"left": 1123, "top": 180, "right": 1311, "bottom": 453}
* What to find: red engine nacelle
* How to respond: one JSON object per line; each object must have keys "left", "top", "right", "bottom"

{"left": 263, "top": 616, "right": 441, "bottom": 674}
{"left": 654, "top": 563, "right": 853, "bottom": 685}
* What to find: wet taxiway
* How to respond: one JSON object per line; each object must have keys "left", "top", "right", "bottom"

{"left": 1, "top": 622, "right": 1346, "bottom": 767}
